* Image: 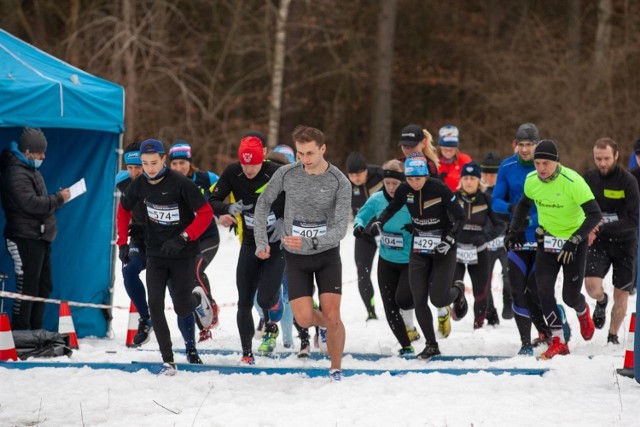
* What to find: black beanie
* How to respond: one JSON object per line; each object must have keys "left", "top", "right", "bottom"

{"left": 243, "top": 130, "right": 267, "bottom": 147}
{"left": 534, "top": 139, "right": 559, "bottom": 161}
{"left": 19, "top": 127, "right": 48, "bottom": 153}
{"left": 480, "top": 151, "right": 501, "bottom": 173}
{"left": 346, "top": 152, "right": 367, "bottom": 173}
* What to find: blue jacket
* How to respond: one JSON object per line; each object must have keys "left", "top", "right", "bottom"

{"left": 491, "top": 154, "right": 539, "bottom": 243}
{"left": 354, "top": 190, "right": 412, "bottom": 264}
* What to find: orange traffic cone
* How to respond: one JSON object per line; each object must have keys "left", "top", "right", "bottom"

{"left": 126, "top": 301, "right": 139, "bottom": 348}
{"left": 617, "top": 312, "right": 636, "bottom": 378}
{"left": 0, "top": 313, "right": 17, "bottom": 361}
{"left": 58, "top": 302, "right": 79, "bottom": 349}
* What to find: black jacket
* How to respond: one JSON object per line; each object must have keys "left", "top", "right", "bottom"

{"left": 350, "top": 165, "right": 384, "bottom": 216}
{"left": 0, "top": 147, "right": 64, "bottom": 243}
{"left": 454, "top": 190, "right": 506, "bottom": 249}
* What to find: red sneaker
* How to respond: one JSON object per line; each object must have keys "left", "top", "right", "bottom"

{"left": 578, "top": 305, "right": 595, "bottom": 341}
{"left": 540, "top": 336, "right": 570, "bottom": 360}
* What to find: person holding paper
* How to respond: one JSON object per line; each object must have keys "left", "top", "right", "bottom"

{"left": 0, "top": 127, "right": 70, "bottom": 330}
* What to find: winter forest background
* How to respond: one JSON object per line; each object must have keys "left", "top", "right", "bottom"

{"left": 1, "top": 0, "right": 639, "bottom": 171}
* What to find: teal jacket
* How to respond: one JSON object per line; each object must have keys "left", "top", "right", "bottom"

{"left": 354, "top": 190, "right": 412, "bottom": 264}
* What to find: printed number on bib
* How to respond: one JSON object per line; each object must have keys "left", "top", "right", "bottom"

{"left": 380, "top": 232, "right": 403, "bottom": 250}
{"left": 543, "top": 235, "right": 565, "bottom": 253}
{"left": 456, "top": 244, "right": 478, "bottom": 265}
{"left": 602, "top": 213, "right": 619, "bottom": 224}
{"left": 244, "top": 212, "right": 276, "bottom": 229}
{"left": 146, "top": 202, "right": 180, "bottom": 225}
{"left": 292, "top": 220, "right": 327, "bottom": 238}
{"left": 487, "top": 236, "right": 504, "bottom": 252}
{"left": 413, "top": 231, "right": 441, "bottom": 254}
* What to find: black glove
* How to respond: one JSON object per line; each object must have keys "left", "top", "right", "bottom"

{"left": 535, "top": 227, "right": 545, "bottom": 244}
{"left": 353, "top": 225, "right": 365, "bottom": 238}
{"left": 504, "top": 229, "right": 526, "bottom": 250}
{"left": 118, "top": 244, "right": 130, "bottom": 264}
{"left": 435, "top": 235, "right": 455, "bottom": 255}
{"left": 161, "top": 236, "right": 187, "bottom": 256}
{"left": 470, "top": 234, "right": 486, "bottom": 247}
{"left": 557, "top": 235, "right": 582, "bottom": 265}
{"left": 367, "top": 221, "right": 383, "bottom": 237}
{"left": 401, "top": 223, "right": 415, "bottom": 233}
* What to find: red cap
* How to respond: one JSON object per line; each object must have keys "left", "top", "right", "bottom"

{"left": 238, "top": 137, "right": 264, "bottom": 165}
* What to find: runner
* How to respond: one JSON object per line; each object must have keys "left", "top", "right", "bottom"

{"left": 253, "top": 125, "right": 351, "bottom": 381}
{"left": 481, "top": 151, "right": 513, "bottom": 320}
{"left": 453, "top": 162, "right": 506, "bottom": 329}
{"left": 209, "top": 136, "right": 286, "bottom": 363}
{"left": 115, "top": 142, "right": 152, "bottom": 346}
{"left": 506, "top": 139, "right": 601, "bottom": 359}
{"left": 118, "top": 139, "right": 215, "bottom": 375}
{"left": 353, "top": 159, "right": 415, "bottom": 354}
{"left": 346, "top": 151, "right": 384, "bottom": 320}
{"left": 372, "top": 154, "right": 468, "bottom": 359}
{"left": 168, "top": 141, "right": 221, "bottom": 342}
{"left": 491, "top": 123, "right": 557, "bottom": 355}
{"left": 436, "top": 124, "right": 472, "bottom": 191}
{"left": 397, "top": 124, "right": 439, "bottom": 176}
{"left": 583, "top": 138, "right": 639, "bottom": 344}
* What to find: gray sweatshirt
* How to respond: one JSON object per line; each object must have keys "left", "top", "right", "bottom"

{"left": 253, "top": 162, "right": 352, "bottom": 255}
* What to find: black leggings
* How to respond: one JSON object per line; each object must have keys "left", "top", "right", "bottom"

{"left": 508, "top": 249, "right": 550, "bottom": 345}
{"left": 454, "top": 249, "right": 491, "bottom": 322}
{"left": 196, "top": 235, "right": 220, "bottom": 299}
{"left": 354, "top": 234, "right": 377, "bottom": 315}
{"left": 146, "top": 256, "right": 198, "bottom": 363}
{"left": 236, "top": 243, "right": 285, "bottom": 353}
{"left": 535, "top": 241, "right": 588, "bottom": 332}
{"left": 408, "top": 248, "right": 458, "bottom": 344}
{"left": 377, "top": 258, "right": 413, "bottom": 348}
{"left": 488, "top": 248, "right": 510, "bottom": 302}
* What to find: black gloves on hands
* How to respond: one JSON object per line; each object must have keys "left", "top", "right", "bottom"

{"left": 504, "top": 229, "right": 526, "bottom": 250}
{"left": 557, "top": 234, "right": 582, "bottom": 265}
{"left": 367, "top": 221, "right": 383, "bottom": 237}
{"left": 353, "top": 225, "right": 365, "bottom": 238}
{"left": 161, "top": 236, "right": 187, "bottom": 256}
{"left": 401, "top": 223, "right": 415, "bottom": 233}
{"left": 435, "top": 235, "right": 455, "bottom": 255}
{"left": 118, "top": 244, "right": 130, "bottom": 264}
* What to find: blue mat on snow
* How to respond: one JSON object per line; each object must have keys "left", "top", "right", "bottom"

{"left": 0, "top": 361, "right": 548, "bottom": 377}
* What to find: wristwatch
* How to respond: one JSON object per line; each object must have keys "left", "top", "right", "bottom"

{"left": 180, "top": 231, "right": 190, "bottom": 241}
{"left": 311, "top": 237, "right": 318, "bottom": 250}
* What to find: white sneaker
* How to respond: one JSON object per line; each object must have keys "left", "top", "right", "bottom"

{"left": 158, "top": 362, "right": 177, "bottom": 376}
{"left": 192, "top": 286, "right": 214, "bottom": 328}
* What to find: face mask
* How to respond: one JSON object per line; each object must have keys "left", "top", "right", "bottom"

{"left": 32, "top": 159, "right": 43, "bottom": 168}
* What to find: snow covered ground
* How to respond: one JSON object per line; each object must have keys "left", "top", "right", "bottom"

{"left": 1, "top": 228, "right": 639, "bottom": 426}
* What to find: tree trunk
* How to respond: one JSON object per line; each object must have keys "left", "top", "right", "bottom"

{"left": 594, "top": 0, "right": 612, "bottom": 74}
{"left": 370, "top": 0, "right": 397, "bottom": 164}
{"left": 567, "top": 0, "right": 581, "bottom": 68}
{"left": 122, "top": 0, "right": 137, "bottom": 141}
{"left": 267, "top": 0, "right": 292, "bottom": 149}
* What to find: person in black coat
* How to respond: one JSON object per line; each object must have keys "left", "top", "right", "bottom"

{"left": 0, "top": 128, "right": 70, "bottom": 330}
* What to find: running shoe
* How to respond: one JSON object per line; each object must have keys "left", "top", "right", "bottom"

{"left": 406, "top": 326, "right": 421, "bottom": 342}
{"left": 329, "top": 369, "right": 343, "bottom": 381}
{"left": 416, "top": 342, "right": 440, "bottom": 360}
{"left": 607, "top": 333, "right": 620, "bottom": 345}
{"left": 540, "top": 336, "right": 570, "bottom": 360}
{"left": 592, "top": 293, "right": 608, "bottom": 330}
{"left": 437, "top": 307, "right": 451, "bottom": 338}
{"left": 557, "top": 304, "right": 571, "bottom": 342}
{"left": 517, "top": 344, "right": 534, "bottom": 356}
{"left": 451, "top": 281, "right": 468, "bottom": 320}
{"left": 158, "top": 362, "right": 177, "bottom": 376}
{"left": 578, "top": 305, "right": 595, "bottom": 341}
{"left": 240, "top": 351, "right": 255, "bottom": 365}
{"left": 398, "top": 346, "right": 415, "bottom": 356}
{"left": 186, "top": 349, "right": 203, "bottom": 364}
{"left": 192, "top": 286, "right": 214, "bottom": 329}
{"left": 298, "top": 338, "right": 311, "bottom": 358}
{"left": 132, "top": 318, "right": 152, "bottom": 347}
{"left": 257, "top": 323, "right": 279, "bottom": 355}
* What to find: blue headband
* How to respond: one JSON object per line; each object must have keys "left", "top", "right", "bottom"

{"left": 124, "top": 151, "right": 141, "bottom": 165}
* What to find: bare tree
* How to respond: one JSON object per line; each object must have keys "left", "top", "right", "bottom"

{"left": 369, "top": 0, "right": 397, "bottom": 164}
{"left": 267, "top": 0, "right": 292, "bottom": 148}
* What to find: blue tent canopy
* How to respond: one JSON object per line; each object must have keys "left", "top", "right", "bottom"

{"left": 0, "top": 29, "right": 125, "bottom": 337}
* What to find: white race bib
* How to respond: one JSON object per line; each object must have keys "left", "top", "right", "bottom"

{"left": 146, "top": 202, "right": 180, "bottom": 225}
{"left": 456, "top": 243, "right": 478, "bottom": 265}
{"left": 602, "top": 212, "right": 619, "bottom": 224}
{"left": 487, "top": 236, "right": 504, "bottom": 252}
{"left": 543, "top": 234, "right": 566, "bottom": 253}
{"left": 244, "top": 212, "right": 276, "bottom": 229}
{"left": 380, "top": 232, "right": 403, "bottom": 250}
{"left": 413, "top": 230, "right": 441, "bottom": 254}
{"left": 292, "top": 220, "right": 327, "bottom": 238}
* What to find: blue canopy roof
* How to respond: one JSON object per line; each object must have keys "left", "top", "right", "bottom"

{"left": 0, "top": 29, "right": 124, "bottom": 133}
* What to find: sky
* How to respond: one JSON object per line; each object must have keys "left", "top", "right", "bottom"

{"left": 1, "top": 229, "right": 639, "bottom": 427}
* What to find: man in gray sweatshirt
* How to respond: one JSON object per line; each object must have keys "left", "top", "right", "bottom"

{"left": 253, "top": 125, "right": 351, "bottom": 381}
